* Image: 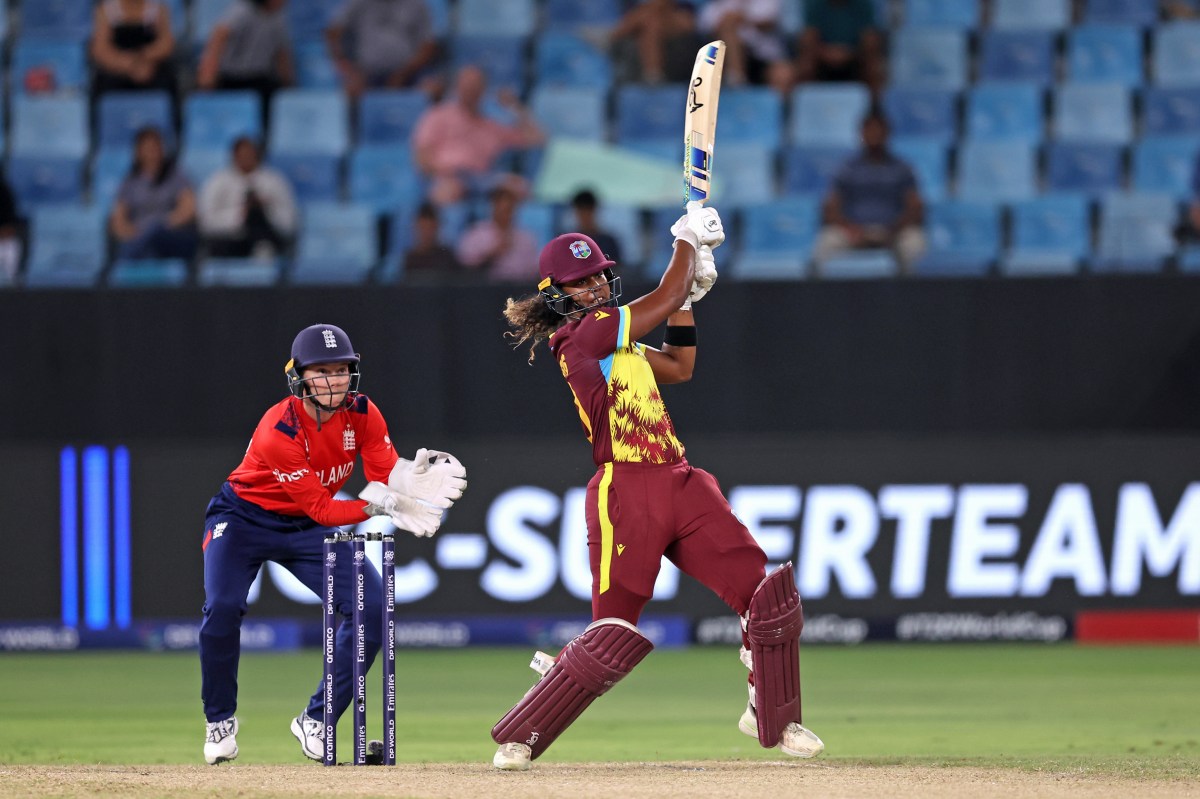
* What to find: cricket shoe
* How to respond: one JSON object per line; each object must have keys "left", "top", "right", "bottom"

{"left": 738, "top": 702, "right": 825, "bottom": 758}
{"left": 492, "top": 742, "right": 532, "bottom": 771}
{"left": 290, "top": 711, "right": 324, "bottom": 762}
{"left": 204, "top": 716, "right": 239, "bottom": 764}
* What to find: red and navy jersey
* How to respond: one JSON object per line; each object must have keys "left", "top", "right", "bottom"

{"left": 549, "top": 304, "right": 685, "bottom": 466}
{"left": 226, "top": 394, "right": 397, "bottom": 526}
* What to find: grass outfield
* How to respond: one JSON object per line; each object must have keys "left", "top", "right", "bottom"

{"left": 1, "top": 644, "right": 1197, "bottom": 777}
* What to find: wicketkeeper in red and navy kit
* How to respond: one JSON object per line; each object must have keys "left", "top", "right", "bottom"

{"left": 198, "top": 323, "right": 467, "bottom": 765}
{"left": 492, "top": 203, "right": 824, "bottom": 770}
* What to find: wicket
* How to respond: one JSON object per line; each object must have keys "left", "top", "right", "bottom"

{"left": 322, "top": 531, "right": 396, "bottom": 766}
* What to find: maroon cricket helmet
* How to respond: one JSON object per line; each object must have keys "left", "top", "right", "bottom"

{"left": 536, "top": 234, "right": 622, "bottom": 316}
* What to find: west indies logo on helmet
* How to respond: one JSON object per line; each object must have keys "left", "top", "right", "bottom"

{"left": 537, "top": 233, "right": 622, "bottom": 316}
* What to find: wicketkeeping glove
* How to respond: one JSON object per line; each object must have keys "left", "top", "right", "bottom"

{"left": 387, "top": 448, "right": 467, "bottom": 509}
{"left": 359, "top": 481, "right": 442, "bottom": 537}
{"left": 671, "top": 201, "right": 725, "bottom": 251}
{"left": 689, "top": 244, "right": 718, "bottom": 304}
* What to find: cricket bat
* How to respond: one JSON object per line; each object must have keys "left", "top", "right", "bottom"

{"left": 684, "top": 40, "right": 726, "bottom": 206}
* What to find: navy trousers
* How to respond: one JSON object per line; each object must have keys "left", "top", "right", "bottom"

{"left": 199, "top": 484, "right": 383, "bottom": 723}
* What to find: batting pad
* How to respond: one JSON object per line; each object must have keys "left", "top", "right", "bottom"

{"left": 746, "top": 562, "right": 804, "bottom": 748}
{"left": 491, "top": 618, "right": 653, "bottom": 759}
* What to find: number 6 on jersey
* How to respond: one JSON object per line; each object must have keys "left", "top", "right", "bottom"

{"left": 684, "top": 40, "right": 726, "bottom": 205}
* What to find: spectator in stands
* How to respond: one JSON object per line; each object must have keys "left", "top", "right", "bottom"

{"left": 610, "top": 0, "right": 699, "bottom": 84}
{"left": 456, "top": 183, "right": 539, "bottom": 282}
{"left": 411, "top": 65, "right": 545, "bottom": 206}
{"left": 325, "top": 0, "right": 440, "bottom": 100}
{"left": 565, "top": 189, "right": 622, "bottom": 264}
{"left": 196, "top": 0, "right": 295, "bottom": 117}
{"left": 90, "top": 0, "right": 178, "bottom": 100}
{"left": 110, "top": 126, "right": 199, "bottom": 261}
{"left": 0, "top": 172, "right": 21, "bottom": 284}
{"left": 793, "top": 0, "right": 883, "bottom": 94}
{"left": 403, "top": 202, "right": 464, "bottom": 281}
{"left": 198, "top": 136, "right": 298, "bottom": 260}
{"left": 697, "top": 0, "right": 791, "bottom": 93}
{"left": 814, "top": 112, "right": 925, "bottom": 274}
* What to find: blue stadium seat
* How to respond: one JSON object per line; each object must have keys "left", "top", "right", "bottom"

{"left": 1045, "top": 142, "right": 1125, "bottom": 197}
{"left": 21, "top": 0, "right": 93, "bottom": 40}
{"left": 197, "top": 258, "right": 282, "bottom": 287}
{"left": 616, "top": 85, "right": 685, "bottom": 146}
{"left": 891, "top": 136, "right": 948, "bottom": 202}
{"left": 991, "top": 0, "right": 1071, "bottom": 30}
{"left": 161, "top": 0, "right": 187, "bottom": 38}
{"left": 1153, "top": 22, "right": 1200, "bottom": 87}
{"left": 956, "top": 141, "right": 1037, "bottom": 203}
{"left": 882, "top": 87, "right": 958, "bottom": 143}
{"left": 6, "top": 156, "right": 84, "bottom": 212}
{"left": 292, "top": 203, "right": 378, "bottom": 284}
{"left": 1131, "top": 136, "right": 1200, "bottom": 199}
{"left": 269, "top": 90, "right": 349, "bottom": 156}
{"left": 96, "top": 91, "right": 175, "bottom": 151}
{"left": 269, "top": 154, "right": 342, "bottom": 203}
{"left": 817, "top": 249, "right": 900, "bottom": 279}
{"left": 293, "top": 39, "right": 339, "bottom": 89}
{"left": 903, "top": 0, "right": 980, "bottom": 29}
{"left": 533, "top": 32, "right": 613, "bottom": 89}
{"left": 348, "top": 146, "right": 422, "bottom": 213}
{"left": 1003, "top": 194, "right": 1091, "bottom": 275}
{"left": 426, "top": 0, "right": 450, "bottom": 37}
{"left": 183, "top": 92, "right": 261, "bottom": 152}
{"left": 978, "top": 31, "right": 1056, "bottom": 85}
{"left": 965, "top": 84, "right": 1044, "bottom": 143}
{"left": 544, "top": 0, "right": 621, "bottom": 31}
{"left": 733, "top": 196, "right": 820, "bottom": 279}
{"left": 1084, "top": 0, "right": 1159, "bottom": 26}
{"left": 918, "top": 200, "right": 1001, "bottom": 276}
{"left": 358, "top": 90, "right": 429, "bottom": 145}
{"left": 180, "top": 147, "right": 230, "bottom": 188}
{"left": 781, "top": 146, "right": 854, "bottom": 197}
{"left": 107, "top": 259, "right": 190, "bottom": 288}
{"left": 11, "top": 39, "right": 88, "bottom": 96}
{"left": 455, "top": 0, "right": 536, "bottom": 37}
{"left": 23, "top": 205, "right": 107, "bottom": 288}
{"left": 721, "top": 88, "right": 784, "bottom": 148}
{"left": 12, "top": 95, "right": 88, "bottom": 158}
{"left": 516, "top": 202, "right": 556, "bottom": 249}
{"left": 288, "top": 0, "right": 331, "bottom": 41}
{"left": 451, "top": 36, "right": 528, "bottom": 93}
{"left": 191, "top": 0, "right": 235, "bottom": 46}
{"left": 1067, "top": 25, "right": 1143, "bottom": 86}
{"left": 1142, "top": 87, "right": 1200, "bottom": 135}
{"left": 90, "top": 148, "right": 134, "bottom": 210}
{"left": 531, "top": 86, "right": 607, "bottom": 142}
{"left": 789, "top": 84, "right": 871, "bottom": 147}
{"left": 1053, "top": 83, "right": 1133, "bottom": 144}
{"left": 889, "top": 29, "right": 968, "bottom": 90}
{"left": 1093, "top": 192, "right": 1178, "bottom": 272}
{"left": 710, "top": 144, "right": 776, "bottom": 207}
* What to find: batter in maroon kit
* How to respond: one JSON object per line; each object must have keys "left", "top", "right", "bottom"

{"left": 491, "top": 202, "right": 824, "bottom": 770}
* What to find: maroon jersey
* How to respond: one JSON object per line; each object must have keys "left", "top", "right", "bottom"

{"left": 549, "top": 304, "right": 685, "bottom": 466}
{"left": 226, "top": 394, "right": 397, "bottom": 526}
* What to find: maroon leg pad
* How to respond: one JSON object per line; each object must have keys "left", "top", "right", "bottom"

{"left": 746, "top": 562, "right": 804, "bottom": 748}
{"left": 491, "top": 619, "right": 653, "bottom": 759}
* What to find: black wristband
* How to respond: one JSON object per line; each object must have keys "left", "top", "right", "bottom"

{"left": 664, "top": 325, "right": 697, "bottom": 347}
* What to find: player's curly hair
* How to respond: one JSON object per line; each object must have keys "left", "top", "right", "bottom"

{"left": 503, "top": 293, "right": 565, "bottom": 364}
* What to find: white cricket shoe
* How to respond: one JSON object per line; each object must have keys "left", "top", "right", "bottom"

{"left": 493, "top": 742, "right": 532, "bottom": 771}
{"left": 203, "top": 716, "right": 239, "bottom": 764}
{"left": 739, "top": 702, "right": 825, "bottom": 758}
{"left": 290, "top": 711, "right": 324, "bottom": 762}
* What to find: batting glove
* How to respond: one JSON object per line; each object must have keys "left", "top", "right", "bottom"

{"left": 387, "top": 449, "right": 467, "bottom": 509}
{"left": 671, "top": 201, "right": 725, "bottom": 252}
{"left": 359, "top": 481, "right": 443, "bottom": 537}
{"left": 688, "top": 244, "right": 718, "bottom": 304}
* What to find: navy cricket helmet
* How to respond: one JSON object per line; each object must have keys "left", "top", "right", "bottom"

{"left": 537, "top": 233, "right": 621, "bottom": 316}
{"left": 284, "top": 323, "right": 361, "bottom": 403}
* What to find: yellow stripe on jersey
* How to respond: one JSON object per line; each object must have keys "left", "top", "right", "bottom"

{"left": 597, "top": 462, "right": 614, "bottom": 594}
{"left": 617, "top": 306, "right": 631, "bottom": 348}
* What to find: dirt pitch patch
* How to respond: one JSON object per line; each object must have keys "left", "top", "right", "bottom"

{"left": 3, "top": 762, "right": 1198, "bottom": 799}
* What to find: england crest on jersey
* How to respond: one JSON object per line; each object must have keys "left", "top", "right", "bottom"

{"left": 343, "top": 426, "right": 356, "bottom": 451}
